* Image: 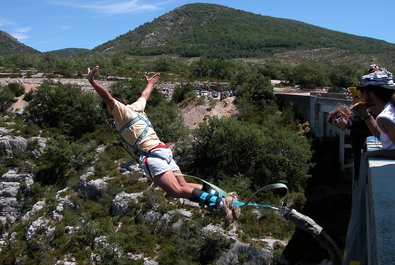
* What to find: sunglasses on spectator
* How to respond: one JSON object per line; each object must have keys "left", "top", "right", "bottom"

{"left": 332, "top": 116, "right": 343, "bottom": 125}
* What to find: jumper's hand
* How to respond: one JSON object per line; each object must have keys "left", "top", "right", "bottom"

{"left": 87, "top": 65, "right": 100, "bottom": 81}
{"left": 145, "top": 72, "right": 161, "bottom": 85}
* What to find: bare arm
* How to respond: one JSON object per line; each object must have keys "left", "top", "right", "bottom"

{"left": 141, "top": 73, "right": 161, "bottom": 101}
{"left": 87, "top": 66, "right": 115, "bottom": 110}
{"left": 377, "top": 118, "right": 395, "bottom": 144}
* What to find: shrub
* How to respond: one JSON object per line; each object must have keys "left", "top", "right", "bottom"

{"left": 34, "top": 136, "right": 74, "bottom": 186}
{"left": 0, "top": 86, "right": 14, "bottom": 111}
{"left": 7, "top": 82, "right": 25, "bottom": 97}
{"left": 176, "top": 117, "right": 311, "bottom": 191}
{"left": 26, "top": 80, "right": 105, "bottom": 138}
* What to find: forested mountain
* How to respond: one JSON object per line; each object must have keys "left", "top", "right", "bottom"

{"left": 1, "top": 3, "right": 395, "bottom": 67}
{"left": 0, "top": 30, "right": 39, "bottom": 56}
{"left": 93, "top": 3, "right": 395, "bottom": 65}
{"left": 45, "top": 48, "right": 90, "bottom": 58}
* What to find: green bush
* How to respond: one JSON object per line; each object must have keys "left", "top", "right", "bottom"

{"left": 176, "top": 117, "right": 311, "bottom": 191}
{"left": 26, "top": 80, "right": 105, "bottom": 138}
{"left": 34, "top": 136, "right": 74, "bottom": 186}
{"left": 0, "top": 86, "right": 14, "bottom": 111}
{"left": 7, "top": 82, "right": 25, "bottom": 97}
{"left": 291, "top": 62, "right": 330, "bottom": 89}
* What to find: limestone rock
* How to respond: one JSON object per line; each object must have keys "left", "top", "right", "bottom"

{"left": 0, "top": 135, "right": 27, "bottom": 157}
{"left": 217, "top": 241, "right": 273, "bottom": 265}
{"left": 111, "top": 191, "right": 144, "bottom": 216}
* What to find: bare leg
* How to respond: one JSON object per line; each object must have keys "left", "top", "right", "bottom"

{"left": 174, "top": 170, "right": 203, "bottom": 190}
{"left": 153, "top": 170, "right": 196, "bottom": 199}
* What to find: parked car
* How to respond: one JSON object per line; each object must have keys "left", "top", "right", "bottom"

{"left": 211, "top": 91, "right": 219, "bottom": 98}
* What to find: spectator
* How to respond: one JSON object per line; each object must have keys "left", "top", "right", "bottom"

{"left": 352, "top": 66, "right": 395, "bottom": 159}
{"left": 328, "top": 104, "right": 372, "bottom": 179}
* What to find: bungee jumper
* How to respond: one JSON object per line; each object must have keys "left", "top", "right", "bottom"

{"left": 87, "top": 65, "right": 341, "bottom": 264}
{"left": 87, "top": 66, "right": 240, "bottom": 226}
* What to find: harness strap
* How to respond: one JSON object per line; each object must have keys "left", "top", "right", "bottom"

{"left": 113, "top": 114, "right": 169, "bottom": 167}
{"left": 117, "top": 113, "right": 159, "bottom": 159}
{"left": 118, "top": 115, "right": 142, "bottom": 134}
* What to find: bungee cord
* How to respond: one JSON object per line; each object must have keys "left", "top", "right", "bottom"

{"left": 178, "top": 173, "right": 342, "bottom": 265}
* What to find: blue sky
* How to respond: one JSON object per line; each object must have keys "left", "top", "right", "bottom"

{"left": 1, "top": 0, "right": 394, "bottom": 52}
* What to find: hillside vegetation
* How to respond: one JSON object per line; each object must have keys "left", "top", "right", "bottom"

{"left": 44, "top": 48, "right": 90, "bottom": 58}
{"left": 93, "top": 3, "right": 395, "bottom": 65}
{"left": 0, "top": 31, "right": 39, "bottom": 56}
{"left": 0, "top": 75, "right": 319, "bottom": 264}
{"left": 1, "top": 3, "right": 395, "bottom": 68}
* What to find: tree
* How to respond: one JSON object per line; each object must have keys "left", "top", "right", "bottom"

{"left": 292, "top": 63, "right": 330, "bottom": 89}
{"left": 0, "top": 86, "right": 15, "bottom": 111}
{"left": 34, "top": 136, "right": 74, "bottom": 186}
{"left": 329, "top": 64, "right": 361, "bottom": 88}
{"left": 171, "top": 84, "right": 195, "bottom": 104}
{"left": 176, "top": 117, "right": 311, "bottom": 191}
{"left": 26, "top": 80, "right": 105, "bottom": 138}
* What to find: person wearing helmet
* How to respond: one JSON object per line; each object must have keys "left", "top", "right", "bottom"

{"left": 352, "top": 66, "right": 395, "bottom": 158}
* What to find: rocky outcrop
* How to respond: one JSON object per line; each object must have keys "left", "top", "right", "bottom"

{"left": 0, "top": 127, "right": 47, "bottom": 158}
{"left": 0, "top": 169, "right": 34, "bottom": 226}
{"left": 76, "top": 168, "right": 109, "bottom": 200}
{"left": 29, "top": 136, "right": 47, "bottom": 158}
{"left": 111, "top": 191, "right": 144, "bottom": 216}
{"left": 0, "top": 135, "right": 27, "bottom": 157}
{"left": 217, "top": 241, "right": 273, "bottom": 265}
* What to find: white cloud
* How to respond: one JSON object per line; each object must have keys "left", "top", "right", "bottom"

{"left": 52, "top": 0, "right": 165, "bottom": 15}
{"left": 11, "top": 27, "right": 32, "bottom": 41}
{"left": 15, "top": 27, "right": 31, "bottom": 33}
{"left": 11, "top": 33, "right": 28, "bottom": 41}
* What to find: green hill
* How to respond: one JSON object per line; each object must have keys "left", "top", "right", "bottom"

{"left": 0, "top": 30, "right": 40, "bottom": 56}
{"left": 1, "top": 3, "right": 395, "bottom": 67}
{"left": 93, "top": 3, "right": 395, "bottom": 66}
{"left": 45, "top": 48, "right": 90, "bottom": 58}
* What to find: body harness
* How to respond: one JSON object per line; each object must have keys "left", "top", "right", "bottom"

{"left": 117, "top": 112, "right": 170, "bottom": 164}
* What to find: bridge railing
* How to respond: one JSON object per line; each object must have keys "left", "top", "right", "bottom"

{"left": 343, "top": 137, "right": 395, "bottom": 265}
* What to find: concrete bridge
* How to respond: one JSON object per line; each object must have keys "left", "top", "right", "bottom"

{"left": 275, "top": 91, "right": 352, "bottom": 138}
{"left": 276, "top": 91, "right": 353, "bottom": 171}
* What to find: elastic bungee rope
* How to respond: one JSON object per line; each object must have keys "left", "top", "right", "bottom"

{"left": 176, "top": 173, "right": 341, "bottom": 265}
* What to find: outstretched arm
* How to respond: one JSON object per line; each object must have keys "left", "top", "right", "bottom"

{"left": 87, "top": 66, "right": 115, "bottom": 110}
{"left": 141, "top": 73, "right": 161, "bottom": 101}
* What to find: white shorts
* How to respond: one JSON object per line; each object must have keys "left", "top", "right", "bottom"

{"left": 139, "top": 147, "right": 180, "bottom": 178}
